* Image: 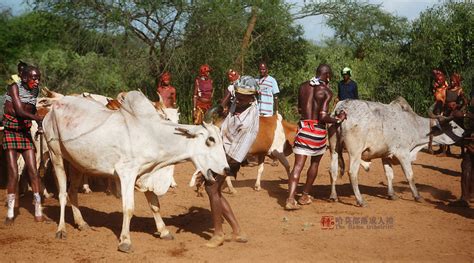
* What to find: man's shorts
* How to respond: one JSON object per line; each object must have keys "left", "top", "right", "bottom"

{"left": 293, "top": 119, "right": 327, "bottom": 156}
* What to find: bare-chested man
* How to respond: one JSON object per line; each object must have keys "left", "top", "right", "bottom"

{"left": 285, "top": 64, "right": 346, "bottom": 210}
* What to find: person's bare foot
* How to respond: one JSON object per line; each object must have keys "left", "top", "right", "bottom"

{"left": 34, "top": 215, "right": 51, "bottom": 223}
{"left": 226, "top": 232, "right": 248, "bottom": 243}
{"left": 35, "top": 216, "right": 45, "bottom": 222}
{"left": 4, "top": 217, "right": 14, "bottom": 226}
{"left": 285, "top": 198, "right": 301, "bottom": 210}
{"left": 205, "top": 234, "right": 225, "bottom": 248}
{"left": 298, "top": 193, "right": 314, "bottom": 205}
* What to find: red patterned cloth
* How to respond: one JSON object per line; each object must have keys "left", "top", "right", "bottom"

{"left": 293, "top": 119, "right": 327, "bottom": 156}
{"left": 194, "top": 100, "right": 213, "bottom": 125}
{"left": 2, "top": 114, "right": 34, "bottom": 150}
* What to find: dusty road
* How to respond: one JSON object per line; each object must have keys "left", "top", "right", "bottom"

{"left": 0, "top": 149, "right": 473, "bottom": 262}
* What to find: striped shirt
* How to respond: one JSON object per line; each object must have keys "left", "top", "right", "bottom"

{"left": 5, "top": 81, "right": 39, "bottom": 106}
{"left": 257, "top": 75, "right": 279, "bottom": 116}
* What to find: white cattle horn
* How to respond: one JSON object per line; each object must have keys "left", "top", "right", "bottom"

{"left": 426, "top": 102, "right": 453, "bottom": 123}
{"left": 175, "top": 127, "right": 196, "bottom": 138}
{"left": 203, "top": 105, "right": 223, "bottom": 124}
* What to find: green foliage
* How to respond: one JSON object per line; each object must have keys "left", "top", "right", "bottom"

{"left": 1, "top": 1, "right": 473, "bottom": 123}
{"left": 165, "top": 0, "right": 310, "bottom": 123}
{"left": 391, "top": 2, "right": 474, "bottom": 115}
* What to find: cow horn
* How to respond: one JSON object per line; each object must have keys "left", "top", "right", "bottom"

{"left": 175, "top": 127, "right": 196, "bottom": 138}
{"left": 203, "top": 105, "right": 223, "bottom": 124}
{"left": 427, "top": 102, "right": 439, "bottom": 119}
{"left": 427, "top": 102, "right": 454, "bottom": 123}
{"left": 41, "top": 86, "right": 54, "bottom": 97}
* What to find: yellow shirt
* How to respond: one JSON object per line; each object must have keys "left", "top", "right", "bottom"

{"left": 5, "top": 74, "right": 20, "bottom": 85}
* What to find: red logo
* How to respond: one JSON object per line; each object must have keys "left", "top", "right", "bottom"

{"left": 320, "top": 216, "right": 335, "bottom": 230}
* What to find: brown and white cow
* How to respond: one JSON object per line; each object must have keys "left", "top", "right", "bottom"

{"left": 226, "top": 114, "right": 296, "bottom": 192}
{"left": 190, "top": 113, "right": 297, "bottom": 193}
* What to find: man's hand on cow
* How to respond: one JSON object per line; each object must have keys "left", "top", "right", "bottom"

{"left": 451, "top": 110, "right": 464, "bottom": 118}
{"left": 35, "top": 126, "right": 44, "bottom": 140}
{"left": 222, "top": 107, "right": 229, "bottom": 116}
{"left": 336, "top": 110, "right": 347, "bottom": 123}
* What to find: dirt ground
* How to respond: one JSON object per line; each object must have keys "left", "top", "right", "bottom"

{"left": 0, "top": 148, "right": 473, "bottom": 262}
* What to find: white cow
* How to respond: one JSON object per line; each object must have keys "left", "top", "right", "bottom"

{"left": 43, "top": 91, "right": 229, "bottom": 252}
{"left": 328, "top": 97, "right": 464, "bottom": 207}
{"left": 37, "top": 90, "right": 180, "bottom": 195}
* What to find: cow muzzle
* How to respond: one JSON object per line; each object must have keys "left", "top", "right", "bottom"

{"left": 203, "top": 169, "right": 217, "bottom": 184}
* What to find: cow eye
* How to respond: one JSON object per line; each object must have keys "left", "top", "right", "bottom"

{"left": 206, "top": 136, "right": 215, "bottom": 146}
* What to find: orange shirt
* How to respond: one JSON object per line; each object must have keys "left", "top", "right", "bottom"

{"left": 157, "top": 85, "right": 177, "bottom": 108}
{"left": 433, "top": 81, "right": 448, "bottom": 104}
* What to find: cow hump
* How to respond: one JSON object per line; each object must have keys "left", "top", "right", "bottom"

{"left": 120, "top": 91, "right": 157, "bottom": 118}
{"left": 389, "top": 97, "right": 414, "bottom": 113}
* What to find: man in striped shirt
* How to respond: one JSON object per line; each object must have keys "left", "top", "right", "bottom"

{"left": 256, "top": 62, "right": 279, "bottom": 116}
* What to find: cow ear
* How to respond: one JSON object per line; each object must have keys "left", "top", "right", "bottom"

{"left": 175, "top": 127, "right": 196, "bottom": 138}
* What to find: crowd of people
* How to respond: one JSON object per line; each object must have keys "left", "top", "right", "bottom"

{"left": 1, "top": 59, "right": 472, "bottom": 249}
{"left": 430, "top": 69, "right": 473, "bottom": 207}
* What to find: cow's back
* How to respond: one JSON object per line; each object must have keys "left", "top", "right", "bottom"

{"left": 43, "top": 96, "right": 128, "bottom": 174}
{"left": 282, "top": 120, "right": 297, "bottom": 146}
{"left": 335, "top": 99, "right": 419, "bottom": 159}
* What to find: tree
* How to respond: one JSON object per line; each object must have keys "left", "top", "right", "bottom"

{"left": 175, "top": 1, "right": 309, "bottom": 122}
{"left": 31, "top": 1, "right": 190, "bottom": 81}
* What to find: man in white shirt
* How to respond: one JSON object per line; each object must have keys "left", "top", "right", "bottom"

{"left": 256, "top": 63, "right": 279, "bottom": 116}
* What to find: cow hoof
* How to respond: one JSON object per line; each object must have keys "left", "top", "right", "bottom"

{"left": 161, "top": 233, "right": 174, "bottom": 240}
{"left": 118, "top": 243, "right": 132, "bottom": 253}
{"left": 228, "top": 189, "right": 237, "bottom": 195}
{"left": 357, "top": 201, "right": 368, "bottom": 207}
{"left": 78, "top": 223, "right": 90, "bottom": 231}
{"left": 254, "top": 185, "right": 261, "bottom": 191}
{"left": 414, "top": 196, "right": 424, "bottom": 203}
{"left": 4, "top": 217, "right": 14, "bottom": 226}
{"left": 55, "top": 231, "right": 67, "bottom": 239}
{"left": 329, "top": 197, "right": 339, "bottom": 202}
{"left": 388, "top": 195, "right": 399, "bottom": 201}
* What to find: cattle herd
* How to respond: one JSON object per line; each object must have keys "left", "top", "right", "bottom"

{"left": 0, "top": 88, "right": 468, "bottom": 252}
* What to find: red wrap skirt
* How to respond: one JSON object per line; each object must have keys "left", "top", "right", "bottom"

{"left": 2, "top": 114, "right": 34, "bottom": 150}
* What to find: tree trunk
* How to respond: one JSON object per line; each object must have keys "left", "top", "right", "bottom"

{"left": 234, "top": 6, "right": 258, "bottom": 74}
